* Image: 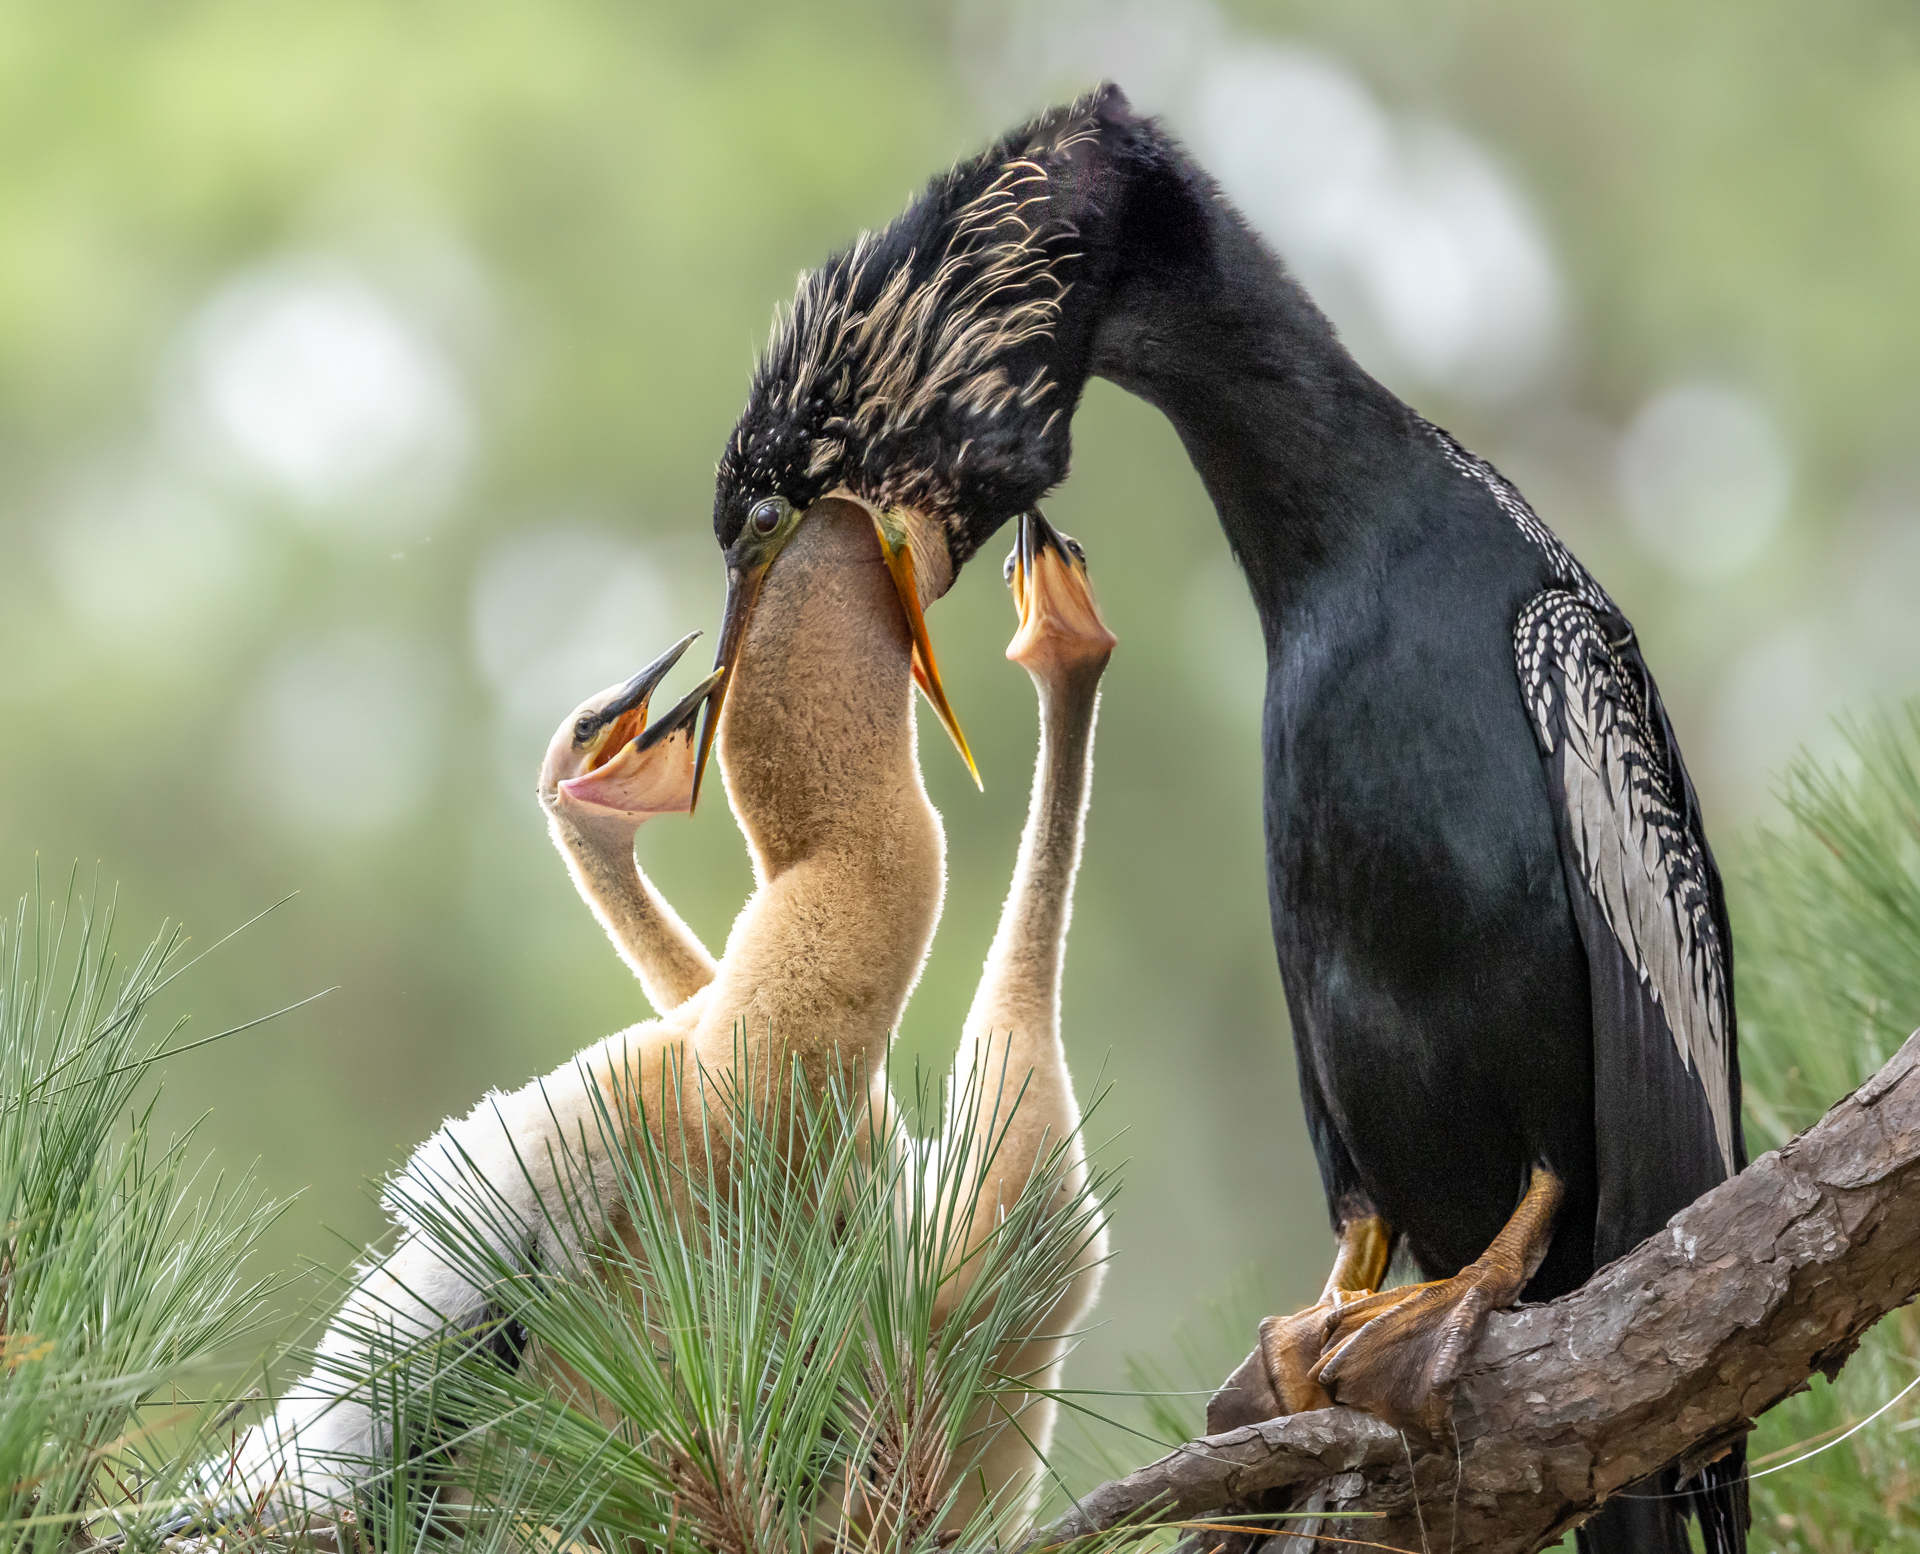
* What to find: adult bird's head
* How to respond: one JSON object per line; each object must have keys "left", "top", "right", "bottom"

{"left": 698, "top": 84, "right": 1163, "bottom": 806}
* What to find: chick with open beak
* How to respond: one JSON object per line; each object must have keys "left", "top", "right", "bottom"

{"left": 537, "top": 631, "right": 725, "bottom": 1015}
{"left": 695, "top": 492, "right": 977, "bottom": 808}
{"left": 1003, "top": 511, "right": 1115, "bottom": 681}
{"left": 542, "top": 631, "right": 725, "bottom": 821}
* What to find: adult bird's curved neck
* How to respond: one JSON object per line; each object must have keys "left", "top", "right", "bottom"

{"left": 1079, "top": 123, "right": 1424, "bottom": 625}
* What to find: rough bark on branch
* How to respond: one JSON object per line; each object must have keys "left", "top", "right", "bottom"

{"left": 1035, "top": 1030, "right": 1920, "bottom": 1554}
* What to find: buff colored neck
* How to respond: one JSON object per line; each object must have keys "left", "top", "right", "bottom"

{"left": 545, "top": 805, "right": 716, "bottom": 1015}
{"left": 688, "top": 498, "right": 946, "bottom": 1095}
{"left": 958, "top": 660, "right": 1100, "bottom": 1072}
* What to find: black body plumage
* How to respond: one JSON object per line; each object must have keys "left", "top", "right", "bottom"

{"left": 717, "top": 87, "right": 1747, "bottom": 1553}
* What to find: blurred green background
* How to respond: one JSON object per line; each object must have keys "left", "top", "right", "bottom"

{"left": 2, "top": 0, "right": 1917, "bottom": 1489}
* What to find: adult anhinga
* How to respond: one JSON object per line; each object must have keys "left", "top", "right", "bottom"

{"left": 706, "top": 86, "right": 1746, "bottom": 1553}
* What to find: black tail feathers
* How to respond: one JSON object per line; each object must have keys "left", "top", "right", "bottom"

{"left": 1692, "top": 1442, "right": 1750, "bottom": 1554}
{"left": 1578, "top": 1443, "right": 1748, "bottom": 1554}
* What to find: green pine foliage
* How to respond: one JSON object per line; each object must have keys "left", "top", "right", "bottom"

{"left": 1734, "top": 702, "right": 1920, "bottom": 1553}
{"left": 2, "top": 938, "right": 1129, "bottom": 1554}
{"left": 0, "top": 878, "right": 286, "bottom": 1554}
{"left": 1737, "top": 703, "right": 1920, "bottom": 1152}
{"left": 2, "top": 872, "right": 1135, "bottom": 1552}
{"left": 306, "top": 1054, "right": 1117, "bottom": 1554}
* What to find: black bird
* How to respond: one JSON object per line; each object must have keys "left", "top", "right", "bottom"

{"left": 704, "top": 87, "right": 1746, "bottom": 1554}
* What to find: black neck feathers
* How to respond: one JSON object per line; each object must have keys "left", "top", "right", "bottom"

{"left": 1061, "top": 92, "right": 1431, "bottom": 620}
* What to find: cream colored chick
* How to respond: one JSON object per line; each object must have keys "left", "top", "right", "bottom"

{"left": 227, "top": 498, "right": 942, "bottom": 1521}
{"left": 937, "top": 509, "right": 1113, "bottom": 1528}
{"left": 535, "top": 631, "right": 720, "bottom": 1015}
{"left": 222, "top": 499, "right": 1112, "bottom": 1536}
{"left": 542, "top": 508, "right": 1115, "bottom": 1529}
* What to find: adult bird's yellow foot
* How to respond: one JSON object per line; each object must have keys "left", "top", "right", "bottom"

{"left": 1306, "top": 1273, "right": 1502, "bottom": 1433}
{"left": 1310, "top": 1168, "right": 1565, "bottom": 1433}
{"left": 1207, "top": 1297, "right": 1355, "bottom": 1431}
{"left": 1206, "top": 1212, "right": 1392, "bottom": 1433}
{"left": 1259, "top": 1300, "right": 1347, "bottom": 1415}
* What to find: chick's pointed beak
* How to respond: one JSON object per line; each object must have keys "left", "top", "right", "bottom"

{"left": 1005, "top": 509, "right": 1116, "bottom": 669}
{"left": 871, "top": 511, "right": 980, "bottom": 790}
{"left": 563, "top": 666, "right": 726, "bottom": 818}
{"left": 575, "top": 630, "right": 701, "bottom": 770}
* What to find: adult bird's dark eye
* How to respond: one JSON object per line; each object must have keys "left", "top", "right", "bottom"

{"left": 751, "top": 499, "right": 783, "bottom": 535}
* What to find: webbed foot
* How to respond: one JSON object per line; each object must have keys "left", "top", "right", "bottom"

{"left": 1311, "top": 1168, "right": 1566, "bottom": 1433}
{"left": 1308, "top": 1275, "right": 1490, "bottom": 1433}
{"left": 1261, "top": 1296, "right": 1354, "bottom": 1415}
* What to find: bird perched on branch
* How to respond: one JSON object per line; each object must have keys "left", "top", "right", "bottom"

{"left": 710, "top": 86, "right": 1746, "bottom": 1554}
{"left": 215, "top": 499, "right": 1111, "bottom": 1536}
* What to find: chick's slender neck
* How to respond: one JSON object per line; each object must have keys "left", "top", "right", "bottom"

{"left": 697, "top": 500, "right": 944, "bottom": 1081}
{"left": 546, "top": 806, "right": 714, "bottom": 1014}
{"left": 719, "top": 512, "right": 931, "bottom": 872}
{"left": 960, "top": 659, "right": 1100, "bottom": 1062}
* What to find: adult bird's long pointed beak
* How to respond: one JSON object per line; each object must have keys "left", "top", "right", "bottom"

{"left": 638, "top": 666, "right": 728, "bottom": 751}
{"left": 872, "top": 511, "right": 980, "bottom": 790}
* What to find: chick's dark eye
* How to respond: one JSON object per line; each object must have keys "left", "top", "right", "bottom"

{"left": 750, "top": 498, "right": 786, "bottom": 536}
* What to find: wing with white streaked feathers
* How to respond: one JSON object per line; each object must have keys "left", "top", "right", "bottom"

{"left": 1515, "top": 589, "right": 1742, "bottom": 1258}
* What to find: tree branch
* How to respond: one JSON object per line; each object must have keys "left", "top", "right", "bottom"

{"left": 1036, "top": 1029, "right": 1920, "bottom": 1554}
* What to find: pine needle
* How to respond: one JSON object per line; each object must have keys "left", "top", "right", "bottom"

{"left": 1733, "top": 699, "right": 1920, "bottom": 1550}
